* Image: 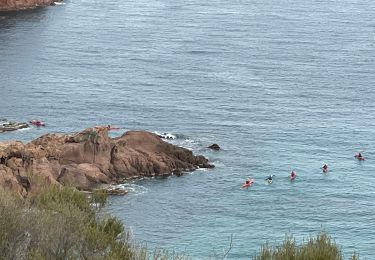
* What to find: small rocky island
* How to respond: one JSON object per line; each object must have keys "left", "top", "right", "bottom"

{"left": 0, "top": 119, "right": 29, "bottom": 133}
{"left": 0, "top": 0, "right": 61, "bottom": 11}
{"left": 0, "top": 128, "right": 214, "bottom": 197}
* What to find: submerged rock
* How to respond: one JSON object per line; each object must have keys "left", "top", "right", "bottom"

{"left": 208, "top": 143, "right": 221, "bottom": 151}
{"left": 0, "top": 128, "right": 214, "bottom": 196}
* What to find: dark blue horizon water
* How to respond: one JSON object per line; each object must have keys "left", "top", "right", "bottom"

{"left": 1, "top": 0, "right": 375, "bottom": 258}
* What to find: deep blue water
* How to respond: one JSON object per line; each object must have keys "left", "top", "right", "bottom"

{"left": 1, "top": 0, "right": 375, "bottom": 258}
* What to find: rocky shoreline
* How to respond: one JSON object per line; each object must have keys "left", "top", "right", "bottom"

{"left": 0, "top": 0, "right": 61, "bottom": 11}
{"left": 0, "top": 128, "right": 214, "bottom": 197}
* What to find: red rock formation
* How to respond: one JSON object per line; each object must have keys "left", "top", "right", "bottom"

{"left": 0, "top": 0, "right": 60, "bottom": 11}
{"left": 0, "top": 129, "right": 214, "bottom": 196}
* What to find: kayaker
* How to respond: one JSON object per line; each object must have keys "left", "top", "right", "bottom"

{"left": 266, "top": 175, "right": 273, "bottom": 181}
{"left": 30, "top": 120, "right": 45, "bottom": 127}
{"left": 242, "top": 178, "right": 254, "bottom": 188}
{"left": 290, "top": 171, "right": 296, "bottom": 180}
{"left": 322, "top": 164, "right": 328, "bottom": 172}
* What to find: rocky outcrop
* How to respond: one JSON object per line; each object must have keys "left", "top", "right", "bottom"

{"left": 0, "top": 119, "right": 29, "bottom": 133}
{"left": 208, "top": 143, "right": 221, "bottom": 151}
{"left": 0, "top": 0, "right": 60, "bottom": 11}
{"left": 0, "top": 128, "right": 214, "bottom": 197}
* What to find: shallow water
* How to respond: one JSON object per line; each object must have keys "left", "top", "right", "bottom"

{"left": 1, "top": 0, "right": 375, "bottom": 258}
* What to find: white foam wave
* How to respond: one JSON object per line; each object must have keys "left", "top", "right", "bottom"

{"left": 114, "top": 182, "right": 148, "bottom": 196}
{"left": 211, "top": 160, "right": 225, "bottom": 167}
{"left": 154, "top": 131, "right": 176, "bottom": 140}
{"left": 18, "top": 127, "right": 30, "bottom": 132}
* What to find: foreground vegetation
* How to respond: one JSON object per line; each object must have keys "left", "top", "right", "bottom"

{"left": 252, "top": 233, "right": 359, "bottom": 260}
{"left": 0, "top": 186, "right": 360, "bottom": 259}
{"left": 0, "top": 186, "right": 188, "bottom": 260}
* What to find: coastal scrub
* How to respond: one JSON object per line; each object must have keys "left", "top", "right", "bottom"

{"left": 252, "top": 233, "right": 359, "bottom": 260}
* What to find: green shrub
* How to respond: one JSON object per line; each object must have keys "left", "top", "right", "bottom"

{"left": 91, "top": 188, "right": 108, "bottom": 209}
{"left": 0, "top": 186, "right": 136, "bottom": 259}
{"left": 253, "top": 232, "right": 359, "bottom": 260}
{"left": 35, "top": 185, "right": 91, "bottom": 212}
{"left": 0, "top": 185, "right": 191, "bottom": 260}
{"left": 98, "top": 217, "right": 124, "bottom": 238}
{"left": 0, "top": 190, "right": 28, "bottom": 260}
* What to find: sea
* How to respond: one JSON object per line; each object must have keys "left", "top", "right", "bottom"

{"left": 1, "top": 0, "right": 375, "bottom": 258}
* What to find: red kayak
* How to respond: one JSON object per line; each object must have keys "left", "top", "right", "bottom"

{"left": 29, "top": 120, "right": 45, "bottom": 127}
{"left": 242, "top": 179, "right": 254, "bottom": 189}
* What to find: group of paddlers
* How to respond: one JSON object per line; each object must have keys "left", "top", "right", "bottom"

{"left": 242, "top": 152, "right": 365, "bottom": 189}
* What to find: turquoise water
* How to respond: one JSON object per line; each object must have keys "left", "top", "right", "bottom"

{"left": 1, "top": 0, "right": 375, "bottom": 258}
